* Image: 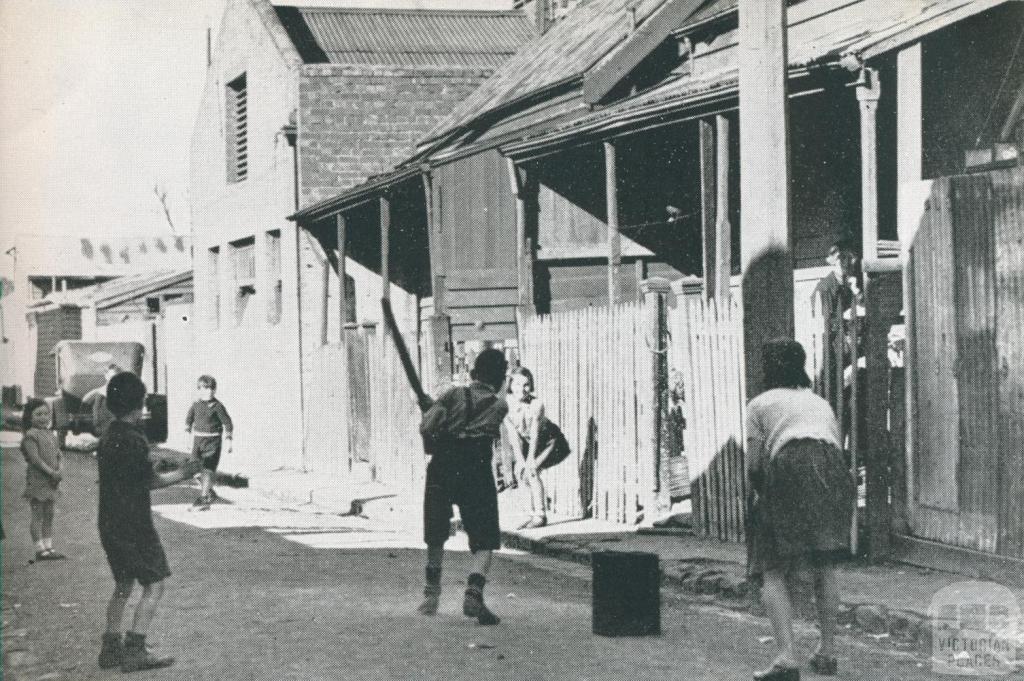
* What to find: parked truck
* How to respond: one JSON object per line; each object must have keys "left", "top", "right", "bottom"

{"left": 46, "top": 340, "right": 168, "bottom": 447}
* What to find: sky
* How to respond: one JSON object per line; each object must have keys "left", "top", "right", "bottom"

{"left": 0, "top": 0, "right": 226, "bottom": 251}
{"left": 0, "top": 0, "right": 517, "bottom": 258}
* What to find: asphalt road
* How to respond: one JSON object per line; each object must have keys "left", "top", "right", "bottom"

{"left": 2, "top": 438, "right": 941, "bottom": 680}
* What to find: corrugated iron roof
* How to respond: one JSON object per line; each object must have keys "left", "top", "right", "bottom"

{"left": 289, "top": 165, "right": 421, "bottom": 223}
{"left": 502, "top": 0, "right": 1013, "bottom": 155}
{"left": 421, "top": 0, "right": 693, "bottom": 145}
{"left": 276, "top": 7, "right": 534, "bottom": 68}
{"left": 32, "top": 269, "right": 192, "bottom": 312}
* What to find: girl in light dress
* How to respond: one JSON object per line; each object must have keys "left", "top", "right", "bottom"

{"left": 21, "top": 399, "right": 66, "bottom": 560}
{"left": 504, "top": 367, "right": 557, "bottom": 529}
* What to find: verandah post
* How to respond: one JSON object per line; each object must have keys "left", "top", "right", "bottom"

{"left": 505, "top": 156, "right": 536, "bottom": 318}
{"left": 605, "top": 141, "right": 622, "bottom": 305}
{"left": 641, "top": 277, "right": 672, "bottom": 522}
{"left": 738, "top": 0, "right": 794, "bottom": 403}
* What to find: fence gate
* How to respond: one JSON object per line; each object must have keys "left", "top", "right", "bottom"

{"left": 344, "top": 323, "right": 425, "bottom": 491}
{"left": 905, "top": 167, "right": 1024, "bottom": 560}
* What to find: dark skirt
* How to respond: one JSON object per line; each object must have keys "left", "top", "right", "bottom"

{"left": 747, "top": 439, "right": 855, "bottom": 577}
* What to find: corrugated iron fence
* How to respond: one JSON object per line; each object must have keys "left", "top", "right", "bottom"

{"left": 906, "top": 166, "right": 1024, "bottom": 559}
{"left": 518, "top": 301, "right": 656, "bottom": 523}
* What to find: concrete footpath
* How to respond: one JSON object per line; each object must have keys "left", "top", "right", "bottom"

{"left": 192, "top": 457, "right": 1024, "bottom": 661}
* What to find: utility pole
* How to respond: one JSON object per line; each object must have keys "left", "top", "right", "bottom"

{"left": 738, "top": 0, "right": 793, "bottom": 397}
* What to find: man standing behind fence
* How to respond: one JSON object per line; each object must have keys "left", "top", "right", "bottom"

{"left": 416, "top": 349, "right": 509, "bottom": 625}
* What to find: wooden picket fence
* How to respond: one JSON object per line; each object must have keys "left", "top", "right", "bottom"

{"left": 667, "top": 294, "right": 747, "bottom": 542}
{"left": 518, "top": 301, "right": 656, "bottom": 523}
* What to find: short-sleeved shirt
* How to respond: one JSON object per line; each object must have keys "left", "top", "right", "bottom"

{"left": 97, "top": 420, "right": 155, "bottom": 536}
{"left": 745, "top": 387, "right": 841, "bottom": 461}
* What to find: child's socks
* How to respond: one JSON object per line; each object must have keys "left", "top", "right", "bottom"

{"left": 417, "top": 566, "right": 442, "bottom": 615}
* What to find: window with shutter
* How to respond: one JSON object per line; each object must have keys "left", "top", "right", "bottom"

{"left": 225, "top": 74, "right": 248, "bottom": 183}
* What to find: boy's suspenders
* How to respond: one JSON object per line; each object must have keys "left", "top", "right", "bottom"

{"left": 459, "top": 387, "right": 497, "bottom": 440}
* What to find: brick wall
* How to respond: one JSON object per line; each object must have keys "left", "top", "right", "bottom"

{"left": 297, "top": 64, "right": 497, "bottom": 208}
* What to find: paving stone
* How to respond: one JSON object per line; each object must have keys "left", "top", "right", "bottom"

{"left": 719, "top": 574, "right": 750, "bottom": 599}
{"left": 886, "top": 610, "right": 925, "bottom": 642}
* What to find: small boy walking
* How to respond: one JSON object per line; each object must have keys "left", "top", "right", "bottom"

{"left": 97, "top": 372, "right": 201, "bottom": 672}
{"left": 185, "top": 375, "right": 233, "bottom": 510}
{"left": 417, "top": 349, "right": 509, "bottom": 625}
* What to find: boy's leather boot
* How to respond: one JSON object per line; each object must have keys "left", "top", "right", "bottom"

{"left": 463, "top": 573, "right": 500, "bottom": 625}
{"left": 417, "top": 566, "right": 442, "bottom": 615}
{"left": 98, "top": 632, "right": 123, "bottom": 669}
{"left": 121, "top": 631, "right": 174, "bottom": 673}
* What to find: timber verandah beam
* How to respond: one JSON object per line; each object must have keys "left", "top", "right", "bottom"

{"left": 504, "top": 157, "right": 536, "bottom": 316}
{"left": 699, "top": 115, "right": 732, "bottom": 304}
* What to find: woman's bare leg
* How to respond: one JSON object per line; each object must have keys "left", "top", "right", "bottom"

{"left": 813, "top": 565, "right": 840, "bottom": 657}
{"left": 760, "top": 570, "right": 797, "bottom": 666}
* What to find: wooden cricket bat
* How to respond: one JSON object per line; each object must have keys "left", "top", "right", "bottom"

{"left": 380, "top": 298, "right": 431, "bottom": 413}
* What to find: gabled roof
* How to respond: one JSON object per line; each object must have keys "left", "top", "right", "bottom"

{"left": 274, "top": 6, "right": 533, "bottom": 68}
{"left": 31, "top": 270, "right": 193, "bottom": 312}
{"left": 420, "top": 0, "right": 682, "bottom": 146}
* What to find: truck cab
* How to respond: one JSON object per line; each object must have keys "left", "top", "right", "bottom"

{"left": 47, "top": 341, "right": 167, "bottom": 447}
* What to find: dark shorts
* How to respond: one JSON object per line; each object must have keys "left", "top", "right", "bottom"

{"left": 99, "top": 524, "right": 171, "bottom": 586}
{"left": 192, "top": 435, "right": 222, "bottom": 471}
{"left": 747, "top": 439, "right": 855, "bottom": 578}
{"left": 423, "top": 440, "right": 500, "bottom": 552}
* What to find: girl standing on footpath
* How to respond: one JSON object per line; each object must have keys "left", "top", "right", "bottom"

{"left": 745, "top": 339, "right": 855, "bottom": 681}
{"left": 20, "top": 399, "right": 66, "bottom": 561}
{"left": 504, "top": 367, "right": 556, "bottom": 529}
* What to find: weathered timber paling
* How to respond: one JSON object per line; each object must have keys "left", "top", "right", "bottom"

{"left": 901, "top": 167, "right": 1024, "bottom": 560}
{"left": 518, "top": 301, "right": 654, "bottom": 523}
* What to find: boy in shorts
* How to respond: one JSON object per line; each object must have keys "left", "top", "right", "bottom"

{"left": 97, "top": 372, "right": 200, "bottom": 672}
{"left": 185, "top": 375, "right": 233, "bottom": 510}
{"left": 417, "top": 349, "right": 509, "bottom": 625}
